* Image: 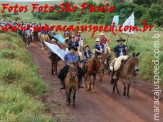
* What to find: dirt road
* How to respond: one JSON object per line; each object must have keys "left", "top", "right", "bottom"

{"left": 28, "top": 42, "right": 163, "bottom": 122}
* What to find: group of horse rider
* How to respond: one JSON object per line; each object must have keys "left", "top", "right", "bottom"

{"left": 0, "top": 20, "right": 128, "bottom": 89}
{"left": 56, "top": 30, "right": 128, "bottom": 89}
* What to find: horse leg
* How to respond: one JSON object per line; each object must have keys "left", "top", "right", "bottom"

{"left": 87, "top": 76, "right": 91, "bottom": 91}
{"left": 51, "top": 61, "right": 54, "bottom": 75}
{"left": 112, "top": 82, "right": 116, "bottom": 93}
{"left": 66, "top": 89, "right": 71, "bottom": 106}
{"left": 115, "top": 82, "right": 120, "bottom": 95}
{"left": 55, "top": 61, "right": 58, "bottom": 75}
{"left": 84, "top": 75, "right": 87, "bottom": 89}
{"left": 92, "top": 75, "right": 96, "bottom": 93}
{"left": 122, "top": 79, "right": 126, "bottom": 96}
{"left": 73, "top": 90, "right": 76, "bottom": 107}
{"left": 127, "top": 83, "right": 131, "bottom": 97}
{"left": 41, "top": 42, "right": 44, "bottom": 50}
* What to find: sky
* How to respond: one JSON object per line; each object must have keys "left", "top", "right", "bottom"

{"left": 0, "top": 0, "right": 59, "bottom": 2}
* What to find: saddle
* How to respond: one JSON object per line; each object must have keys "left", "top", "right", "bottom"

{"left": 110, "top": 55, "right": 129, "bottom": 71}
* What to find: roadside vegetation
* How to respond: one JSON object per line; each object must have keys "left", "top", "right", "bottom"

{"left": 0, "top": 31, "right": 55, "bottom": 121}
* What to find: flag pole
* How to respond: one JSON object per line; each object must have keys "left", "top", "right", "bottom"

{"left": 126, "top": 34, "right": 130, "bottom": 46}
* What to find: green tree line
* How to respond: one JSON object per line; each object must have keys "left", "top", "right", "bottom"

{"left": 33, "top": 0, "right": 163, "bottom": 26}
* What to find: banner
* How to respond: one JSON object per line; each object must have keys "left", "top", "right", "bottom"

{"left": 122, "top": 12, "right": 134, "bottom": 34}
{"left": 44, "top": 42, "right": 69, "bottom": 61}
{"left": 112, "top": 15, "right": 119, "bottom": 30}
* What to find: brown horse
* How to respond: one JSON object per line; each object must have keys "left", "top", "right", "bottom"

{"left": 84, "top": 55, "right": 105, "bottom": 92}
{"left": 50, "top": 52, "right": 61, "bottom": 75}
{"left": 38, "top": 32, "right": 49, "bottom": 49}
{"left": 111, "top": 52, "right": 140, "bottom": 97}
{"left": 65, "top": 62, "right": 78, "bottom": 107}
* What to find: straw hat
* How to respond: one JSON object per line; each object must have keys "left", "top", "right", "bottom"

{"left": 99, "top": 33, "right": 105, "bottom": 36}
{"left": 96, "top": 38, "right": 100, "bottom": 42}
{"left": 51, "top": 39, "right": 56, "bottom": 42}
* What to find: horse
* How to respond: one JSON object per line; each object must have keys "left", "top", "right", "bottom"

{"left": 24, "top": 32, "right": 32, "bottom": 47}
{"left": 38, "top": 32, "right": 49, "bottom": 50}
{"left": 50, "top": 52, "right": 61, "bottom": 75}
{"left": 111, "top": 52, "right": 140, "bottom": 97}
{"left": 64, "top": 62, "right": 78, "bottom": 107}
{"left": 84, "top": 55, "right": 105, "bottom": 92}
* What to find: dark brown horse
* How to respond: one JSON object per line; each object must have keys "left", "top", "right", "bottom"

{"left": 65, "top": 62, "right": 78, "bottom": 107}
{"left": 111, "top": 52, "right": 140, "bottom": 97}
{"left": 84, "top": 55, "right": 105, "bottom": 92}
{"left": 50, "top": 52, "right": 61, "bottom": 75}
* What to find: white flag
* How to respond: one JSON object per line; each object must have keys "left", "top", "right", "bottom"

{"left": 122, "top": 12, "right": 134, "bottom": 34}
{"left": 112, "top": 15, "right": 119, "bottom": 30}
{"left": 44, "top": 42, "right": 69, "bottom": 61}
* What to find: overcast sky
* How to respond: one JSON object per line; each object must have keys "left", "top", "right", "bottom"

{"left": 0, "top": 0, "right": 59, "bottom": 2}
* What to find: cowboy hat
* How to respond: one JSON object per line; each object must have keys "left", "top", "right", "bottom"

{"left": 78, "top": 31, "right": 82, "bottom": 33}
{"left": 84, "top": 45, "right": 90, "bottom": 48}
{"left": 117, "top": 37, "right": 126, "bottom": 42}
{"left": 68, "top": 46, "right": 77, "bottom": 51}
{"left": 51, "top": 39, "right": 56, "bottom": 42}
{"left": 99, "top": 33, "right": 105, "bottom": 36}
{"left": 96, "top": 38, "right": 100, "bottom": 42}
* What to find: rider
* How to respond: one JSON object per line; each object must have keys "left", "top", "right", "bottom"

{"left": 58, "top": 46, "right": 84, "bottom": 89}
{"left": 99, "top": 33, "right": 110, "bottom": 46}
{"left": 68, "top": 36, "right": 79, "bottom": 49}
{"left": 113, "top": 38, "right": 128, "bottom": 58}
{"left": 82, "top": 45, "right": 92, "bottom": 66}
{"left": 75, "top": 31, "right": 83, "bottom": 42}
{"left": 99, "top": 33, "right": 111, "bottom": 66}
{"left": 112, "top": 37, "right": 128, "bottom": 80}
{"left": 94, "top": 38, "right": 105, "bottom": 57}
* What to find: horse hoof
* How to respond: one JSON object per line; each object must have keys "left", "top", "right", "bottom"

{"left": 92, "top": 90, "right": 95, "bottom": 93}
{"left": 66, "top": 103, "right": 70, "bottom": 106}
{"left": 87, "top": 88, "right": 91, "bottom": 91}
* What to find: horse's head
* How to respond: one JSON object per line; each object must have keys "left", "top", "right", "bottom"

{"left": 69, "top": 62, "right": 78, "bottom": 79}
{"left": 96, "top": 55, "right": 105, "bottom": 82}
{"left": 131, "top": 52, "right": 140, "bottom": 76}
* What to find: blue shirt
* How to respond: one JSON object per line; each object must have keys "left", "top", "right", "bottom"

{"left": 64, "top": 52, "right": 78, "bottom": 64}
{"left": 94, "top": 43, "right": 104, "bottom": 56}
{"left": 84, "top": 50, "right": 92, "bottom": 59}
{"left": 68, "top": 41, "right": 79, "bottom": 48}
{"left": 114, "top": 45, "right": 127, "bottom": 57}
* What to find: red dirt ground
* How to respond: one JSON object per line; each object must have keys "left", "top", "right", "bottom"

{"left": 28, "top": 42, "right": 163, "bottom": 122}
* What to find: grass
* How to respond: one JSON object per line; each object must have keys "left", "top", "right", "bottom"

{"left": 0, "top": 31, "right": 56, "bottom": 121}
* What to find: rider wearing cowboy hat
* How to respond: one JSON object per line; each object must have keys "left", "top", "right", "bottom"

{"left": 68, "top": 36, "right": 79, "bottom": 50}
{"left": 113, "top": 37, "right": 128, "bottom": 58}
{"left": 58, "top": 46, "right": 84, "bottom": 89}
{"left": 99, "top": 33, "right": 110, "bottom": 45}
{"left": 94, "top": 38, "right": 105, "bottom": 57}
{"left": 75, "top": 31, "right": 83, "bottom": 42}
{"left": 112, "top": 37, "right": 128, "bottom": 80}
